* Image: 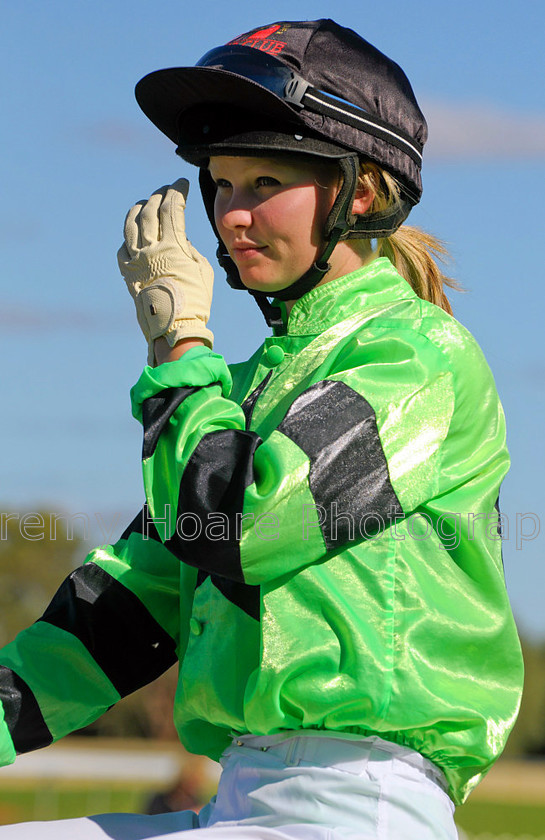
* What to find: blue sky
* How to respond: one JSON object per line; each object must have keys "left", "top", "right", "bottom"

{"left": 2, "top": 1, "right": 545, "bottom": 637}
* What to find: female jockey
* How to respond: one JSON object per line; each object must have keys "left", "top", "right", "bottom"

{"left": 0, "top": 18, "right": 523, "bottom": 840}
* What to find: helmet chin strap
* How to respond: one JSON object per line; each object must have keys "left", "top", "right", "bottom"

{"left": 253, "top": 225, "right": 343, "bottom": 327}
{"left": 218, "top": 223, "right": 345, "bottom": 329}
{"left": 267, "top": 224, "right": 344, "bottom": 302}
{"left": 270, "top": 154, "right": 359, "bottom": 301}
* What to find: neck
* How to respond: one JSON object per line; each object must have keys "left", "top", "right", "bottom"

{"left": 284, "top": 241, "right": 376, "bottom": 316}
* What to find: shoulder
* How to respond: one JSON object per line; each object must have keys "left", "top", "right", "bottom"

{"left": 332, "top": 290, "right": 503, "bottom": 439}
{"left": 416, "top": 301, "right": 500, "bottom": 417}
{"left": 381, "top": 297, "right": 504, "bottom": 439}
{"left": 350, "top": 291, "right": 496, "bottom": 388}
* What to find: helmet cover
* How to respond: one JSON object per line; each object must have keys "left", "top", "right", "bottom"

{"left": 136, "top": 19, "right": 427, "bottom": 204}
{"left": 134, "top": 20, "right": 428, "bottom": 314}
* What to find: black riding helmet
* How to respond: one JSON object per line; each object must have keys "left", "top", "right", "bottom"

{"left": 135, "top": 19, "right": 428, "bottom": 324}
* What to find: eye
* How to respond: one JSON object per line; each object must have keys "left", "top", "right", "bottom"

{"left": 256, "top": 176, "right": 280, "bottom": 188}
{"left": 213, "top": 177, "right": 232, "bottom": 189}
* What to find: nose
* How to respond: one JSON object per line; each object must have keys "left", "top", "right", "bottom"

{"left": 215, "top": 188, "right": 254, "bottom": 232}
{"left": 220, "top": 207, "right": 253, "bottom": 231}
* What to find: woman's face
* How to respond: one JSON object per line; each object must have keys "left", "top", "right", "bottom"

{"left": 209, "top": 155, "right": 366, "bottom": 295}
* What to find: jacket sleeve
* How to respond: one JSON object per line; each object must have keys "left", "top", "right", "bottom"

{"left": 0, "top": 509, "right": 193, "bottom": 766}
{"left": 130, "top": 334, "right": 472, "bottom": 587}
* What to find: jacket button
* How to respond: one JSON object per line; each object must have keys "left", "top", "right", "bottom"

{"left": 189, "top": 618, "right": 203, "bottom": 636}
{"left": 263, "top": 345, "right": 285, "bottom": 367}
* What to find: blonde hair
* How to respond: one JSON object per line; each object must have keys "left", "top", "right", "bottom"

{"left": 357, "top": 162, "right": 459, "bottom": 315}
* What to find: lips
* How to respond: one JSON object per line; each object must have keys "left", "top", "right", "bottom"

{"left": 231, "top": 242, "right": 267, "bottom": 260}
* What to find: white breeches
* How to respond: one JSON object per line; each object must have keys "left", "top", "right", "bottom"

{"left": 0, "top": 733, "right": 458, "bottom": 839}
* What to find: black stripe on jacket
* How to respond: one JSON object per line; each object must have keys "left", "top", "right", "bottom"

{"left": 277, "top": 380, "right": 403, "bottom": 549}
{"left": 0, "top": 667, "right": 53, "bottom": 754}
{"left": 140, "top": 377, "right": 402, "bottom": 580}
{"left": 142, "top": 386, "right": 203, "bottom": 460}
{"left": 165, "top": 429, "right": 262, "bottom": 582}
{"left": 39, "top": 564, "right": 177, "bottom": 698}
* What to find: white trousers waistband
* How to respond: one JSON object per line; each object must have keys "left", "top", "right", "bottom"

{"left": 226, "top": 731, "right": 448, "bottom": 791}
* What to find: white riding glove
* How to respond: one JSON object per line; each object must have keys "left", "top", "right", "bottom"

{"left": 118, "top": 178, "right": 214, "bottom": 365}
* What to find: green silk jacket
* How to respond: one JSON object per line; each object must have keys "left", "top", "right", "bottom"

{"left": 0, "top": 258, "right": 523, "bottom": 804}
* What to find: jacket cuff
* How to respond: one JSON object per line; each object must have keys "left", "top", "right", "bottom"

{"left": 130, "top": 347, "right": 232, "bottom": 423}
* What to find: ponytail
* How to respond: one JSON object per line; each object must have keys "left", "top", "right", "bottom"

{"left": 358, "top": 163, "right": 459, "bottom": 315}
{"left": 378, "top": 226, "right": 458, "bottom": 316}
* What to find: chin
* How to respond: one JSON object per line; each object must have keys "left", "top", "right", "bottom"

{"left": 240, "top": 275, "right": 294, "bottom": 294}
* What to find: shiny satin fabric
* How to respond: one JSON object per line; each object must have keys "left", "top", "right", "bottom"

{"left": 129, "top": 257, "right": 523, "bottom": 805}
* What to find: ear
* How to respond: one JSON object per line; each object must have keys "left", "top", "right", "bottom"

{"left": 352, "top": 183, "right": 374, "bottom": 215}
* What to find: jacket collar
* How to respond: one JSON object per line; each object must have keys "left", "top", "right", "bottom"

{"left": 273, "top": 257, "right": 417, "bottom": 336}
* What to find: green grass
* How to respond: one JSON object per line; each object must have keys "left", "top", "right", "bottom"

{"left": 455, "top": 800, "right": 545, "bottom": 837}
{"left": 0, "top": 786, "right": 152, "bottom": 825}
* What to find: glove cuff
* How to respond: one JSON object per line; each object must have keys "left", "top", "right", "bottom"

{"left": 164, "top": 320, "right": 214, "bottom": 350}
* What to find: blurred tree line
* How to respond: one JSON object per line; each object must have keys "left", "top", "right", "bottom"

{"left": 1, "top": 508, "right": 544, "bottom": 754}
{"left": 0, "top": 509, "right": 178, "bottom": 740}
